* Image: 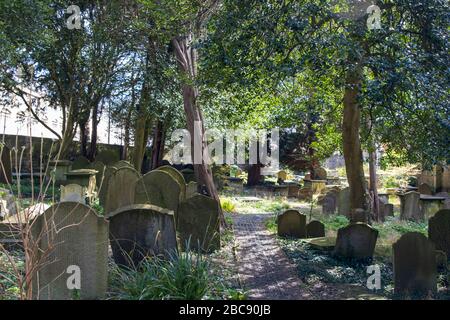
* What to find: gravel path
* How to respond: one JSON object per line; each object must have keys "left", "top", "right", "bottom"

{"left": 232, "top": 213, "right": 312, "bottom": 300}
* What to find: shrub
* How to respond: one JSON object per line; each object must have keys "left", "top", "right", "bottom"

{"left": 221, "top": 198, "right": 236, "bottom": 213}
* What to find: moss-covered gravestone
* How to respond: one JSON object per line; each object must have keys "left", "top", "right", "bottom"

{"left": 277, "top": 210, "right": 307, "bottom": 239}
{"left": 31, "top": 202, "right": 109, "bottom": 300}
{"left": 177, "top": 193, "right": 220, "bottom": 252}
{"left": 400, "top": 191, "right": 422, "bottom": 221}
{"left": 333, "top": 223, "right": 378, "bottom": 260}
{"left": 112, "top": 160, "right": 133, "bottom": 169}
{"left": 98, "top": 166, "right": 116, "bottom": 207}
{"left": 428, "top": 209, "right": 450, "bottom": 257}
{"left": 306, "top": 220, "right": 325, "bottom": 238}
{"left": 158, "top": 165, "right": 186, "bottom": 189}
{"left": 337, "top": 187, "right": 350, "bottom": 217}
{"left": 418, "top": 183, "right": 433, "bottom": 196}
{"left": 134, "top": 170, "right": 183, "bottom": 216}
{"left": 105, "top": 167, "right": 140, "bottom": 215}
{"left": 393, "top": 232, "right": 437, "bottom": 298}
{"left": 60, "top": 184, "right": 85, "bottom": 203}
{"left": 107, "top": 204, "right": 177, "bottom": 267}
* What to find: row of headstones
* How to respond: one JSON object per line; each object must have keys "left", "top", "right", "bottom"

{"left": 101, "top": 163, "right": 220, "bottom": 253}
{"left": 277, "top": 209, "right": 450, "bottom": 298}
{"left": 400, "top": 191, "right": 450, "bottom": 222}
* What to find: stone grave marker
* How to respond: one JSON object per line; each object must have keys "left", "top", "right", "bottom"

{"left": 0, "top": 188, "right": 17, "bottom": 219}
{"left": 393, "top": 232, "right": 437, "bottom": 298}
{"left": 186, "top": 181, "right": 198, "bottom": 199}
{"left": 98, "top": 166, "right": 116, "bottom": 207}
{"left": 277, "top": 210, "right": 307, "bottom": 238}
{"left": 105, "top": 167, "right": 140, "bottom": 214}
{"left": 60, "top": 184, "right": 85, "bottom": 203}
{"left": 338, "top": 187, "right": 350, "bottom": 217}
{"left": 89, "top": 161, "right": 106, "bottom": 189}
{"left": 135, "top": 170, "right": 183, "bottom": 217}
{"left": 71, "top": 156, "right": 90, "bottom": 170}
{"left": 306, "top": 220, "right": 325, "bottom": 238}
{"left": 0, "top": 145, "right": 12, "bottom": 185}
{"left": 31, "top": 202, "right": 109, "bottom": 300}
{"left": 177, "top": 194, "right": 220, "bottom": 252}
{"left": 112, "top": 160, "right": 133, "bottom": 169}
{"left": 333, "top": 223, "right": 378, "bottom": 259}
{"left": 428, "top": 209, "right": 450, "bottom": 257}
{"left": 298, "top": 187, "right": 313, "bottom": 201}
{"left": 400, "top": 191, "right": 422, "bottom": 221}
{"left": 287, "top": 184, "right": 300, "bottom": 198}
{"left": 319, "top": 191, "right": 337, "bottom": 215}
{"left": 418, "top": 183, "right": 433, "bottom": 195}
{"left": 107, "top": 204, "right": 177, "bottom": 267}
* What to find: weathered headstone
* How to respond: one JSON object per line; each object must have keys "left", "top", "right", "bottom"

{"left": 105, "top": 167, "right": 140, "bottom": 214}
{"left": 418, "top": 183, "right": 433, "bottom": 195}
{"left": 135, "top": 170, "right": 183, "bottom": 216}
{"left": 350, "top": 208, "right": 369, "bottom": 223}
{"left": 60, "top": 184, "right": 85, "bottom": 203}
{"left": 48, "top": 160, "right": 72, "bottom": 183}
{"left": 428, "top": 209, "right": 450, "bottom": 257}
{"left": 158, "top": 165, "right": 187, "bottom": 189}
{"left": 20, "top": 202, "right": 49, "bottom": 220}
{"left": 277, "top": 210, "right": 307, "bottom": 239}
{"left": 313, "top": 167, "right": 327, "bottom": 180}
{"left": 306, "top": 220, "right": 325, "bottom": 238}
{"left": 113, "top": 160, "right": 133, "bottom": 169}
{"left": 333, "top": 223, "right": 378, "bottom": 259}
{"left": 107, "top": 204, "right": 177, "bottom": 267}
{"left": 31, "top": 202, "right": 109, "bottom": 300}
{"left": 186, "top": 181, "right": 198, "bottom": 199}
{"left": 287, "top": 184, "right": 300, "bottom": 198}
{"left": 71, "top": 156, "right": 90, "bottom": 170}
{"left": 177, "top": 194, "right": 220, "bottom": 252}
{"left": 180, "top": 168, "right": 196, "bottom": 183}
{"left": 0, "top": 145, "right": 12, "bottom": 185}
{"left": 0, "top": 188, "right": 17, "bottom": 219}
{"left": 338, "top": 187, "right": 350, "bottom": 217}
{"left": 393, "top": 232, "right": 437, "bottom": 298}
{"left": 400, "top": 191, "right": 422, "bottom": 221}
{"left": 298, "top": 187, "right": 313, "bottom": 201}
{"left": 319, "top": 192, "right": 337, "bottom": 215}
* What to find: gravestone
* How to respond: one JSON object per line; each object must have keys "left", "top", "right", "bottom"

{"left": 306, "top": 220, "right": 325, "bottom": 238}
{"left": 298, "top": 187, "right": 313, "bottom": 201}
{"left": 277, "top": 210, "right": 307, "bottom": 238}
{"left": 428, "top": 209, "right": 450, "bottom": 257}
{"left": 135, "top": 170, "right": 183, "bottom": 217}
{"left": 319, "top": 192, "right": 337, "bottom": 215}
{"left": 400, "top": 191, "right": 422, "bottom": 221}
{"left": 0, "top": 188, "right": 17, "bottom": 219}
{"left": 180, "top": 168, "right": 196, "bottom": 183}
{"left": 31, "top": 202, "right": 109, "bottom": 300}
{"left": 418, "top": 183, "right": 433, "bottom": 195}
{"left": 393, "top": 232, "right": 437, "bottom": 298}
{"left": 98, "top": 166, "right": 116, "bottom": 207}
{"left": 314, "top": 167, "right": 327, "bottom": 180}
{"left": 113, "top": 160, "right": 133, "bottom": 169}
{"left": 287, "top": 184, "right": 300, "bottom": 198}
{"left": 96, "top": 149, "right": 120, "bottom": 166}
{"left": 350, "top": 208, "right": 369, "bottom": 223}
{"left": 105, "top": 167, "right": 140, "bottom": 214}
{"left": 333, "top": 223, "right": 378, "bottom": 259}
{"left": 158, "top": 165, "right": 187, "bottom": 189}
{"left": 107, "top": 204, "right": 177, "bottom": 267}
{"left": 71, "top": 156, "right": 90, "bottom": 170}
{"left": 20, "top": 202, "right": 49, "bottom": 220}
{"left": 177, "top": 194, "right": 220, "bottom": 252}
{"left": 186, "top": 181, "right": 198, "bottom": 199}
{"left": 277, "top": 170, "right": 287, "bottom": 182}
{"left": 0, "top": 145, "right": 12, "bottom": 184}
{"left": 60, "top": 184, "right": 85, "bottom": 203}
{"left": 338, "top": 187, "right": 351, "bottom": 217}
{"left": 48, "top": 160, "right": 72, "bottom": 184}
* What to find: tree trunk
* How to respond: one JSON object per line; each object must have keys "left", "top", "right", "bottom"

{"left": 342, "top": 67, "right": 368, "bottom": 212}
{"left": 151, "top": 120, "right": 164, "bottom": 170}
{"left": 171, "top": 35, "right": 223, "bottom": 224}
{"left": 368, "top": 147, "right": 379, "bottom": 221}
{"left": 88, "top": 104, "right": 99, "bottom": 161}
{"left": 247, "top": 164, "right": 262, "bottom": 186}
{"left": 79, "top": 120, "right": 89, "bottom": 157}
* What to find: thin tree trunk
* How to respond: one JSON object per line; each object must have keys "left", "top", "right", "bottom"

{"left": 151, "top": 120, "right": 164, "bottom": 170}
{"left": 368, "top": 147, "right": 379, "bottom": 221}
{"left": 88, "top": 104, "right": 99, "bottom": 161}
{"left": 172, "top": 35, "right": 223, "bottom": 224}
{"left": 342, "top": 67, "right": 367, "bottom": 212}
{"left": 79, "top": 121, "right": 89, "bottom": 157}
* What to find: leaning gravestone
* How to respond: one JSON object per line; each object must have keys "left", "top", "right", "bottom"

{"left": 418, "top": 183, "right": 433, "bottom": 196}
{"left": 0, "top": 145, "right": 12, "bottom": 184}
{"left": 337, "top": 187, "right": 350, "bottom": 217}
{"left": 277, "top": 210, "right": 307, "bottom": 238}
{"left": 177, "top": 194, "right": 221, "bottom": 252}
{"left": 428, "top": 209, "right": 450, "bottom": 257}
{"left": 186, "top": 181, "right": 198, "bottom": 199}
{"left": 107, "top": 204, "right": 177, "bottom": 268}
{"left": 333, "top": 223, "right": 378, "bottom": 260}
{"left": 98, "top": 166, "right": 116, "bottom": 207}
{"left": 31, "top": 202, "right": 109, "bottom": 300}
{"left": 60, "top": 184, "right": 85, "bottom": 203}
{"left": 158, "top": 165, "right": 186, "bottom": 188}
{"left": 393, "top": 232, "right": 437, "bottom": 298}
{"left": 306, "top": 220, "right": 325, "bottom": 238}
{"left": 113, "top": 160, "right": 133, "bottom": 169}
{"left": 400, "top": 191, "right": 422, "bottom": 221}
{"left": 105, "top": 167, "right": 140, "bottom": 215}
{"left": 71, "top": 156, "right": 90, "bottom": 170}
{"left": 135, "top": 170, "right": 183, "bottom": 217}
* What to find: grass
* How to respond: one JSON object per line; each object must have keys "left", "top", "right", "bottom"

{"left": 0, "top": 251, "right": 23, "bottom": 300}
